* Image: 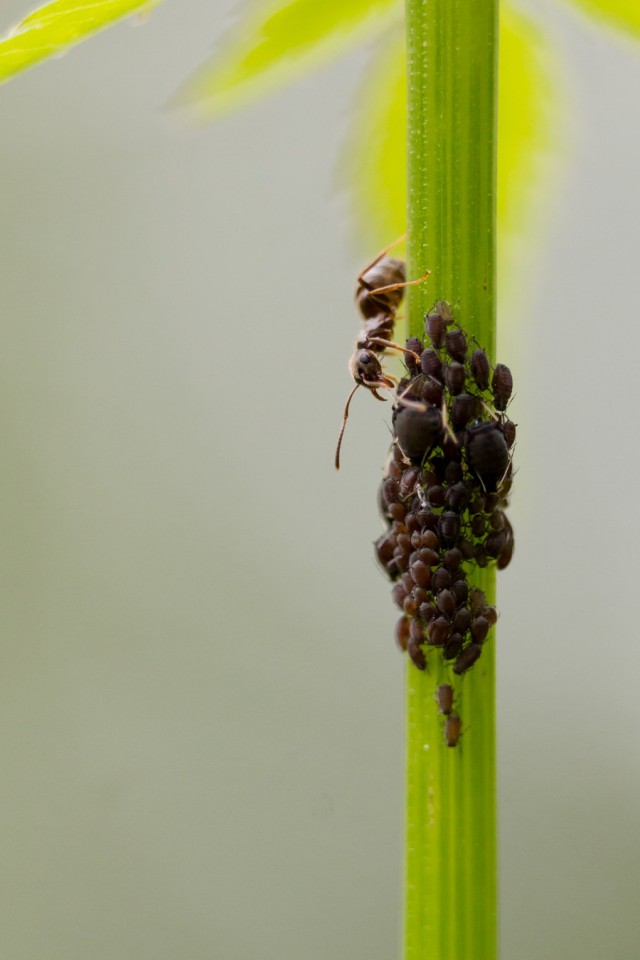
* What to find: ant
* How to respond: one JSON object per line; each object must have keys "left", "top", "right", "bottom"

{"left": 335, "top": 236, "right": 431, "bottom": 470}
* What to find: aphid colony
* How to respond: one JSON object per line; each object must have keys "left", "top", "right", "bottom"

{"left": 336, "top": 243, "right": 515, "bottom": 746}
{"left": 376, "top": 299, "right": 514, "bottom": 688}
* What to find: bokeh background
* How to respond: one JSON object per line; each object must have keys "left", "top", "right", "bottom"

{"left": 1, "top": 1, "right": 639, "bottom": 958}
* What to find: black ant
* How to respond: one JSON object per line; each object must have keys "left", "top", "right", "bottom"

{"left": 335, "top": 236, "right": 431, "bottom": 470}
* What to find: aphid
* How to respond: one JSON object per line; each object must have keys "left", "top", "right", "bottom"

{"left": 453, "top": 643, "right": 482, "bottom": 675}
{"left": 425, "top": 300, "right": 454, "bottom": 347}
{"left": 393, "top": 403, "right": 444, "bottom": 463}
{"left": 444, "top": 714, "right": 462, "bottom": 747}
{"left": 465, "top": 421, "right": 511, "bottom": 493}
{"left": 394, "top": 616, "right": 410, "bottom": 651}
{"left": 407, "top": 638, "right": 427, "bottom": 670}
{"left": 336, "top": 238, "right": 431, "bottom": 469}
{"left": 444, "top": 329, "right": 467, "bottom": 362}
{"left": 470, "top": 348, "right": 490, "bottom": 390}
{"left": 492, "top": 363, "right": 513, "bottom": 410}
{"left": 436, "top": 683, "right": 454, "bottom": 715}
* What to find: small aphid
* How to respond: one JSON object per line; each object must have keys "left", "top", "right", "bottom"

{"left": 425, "top": 301, "right": 453, "bottom": 347}
{"left": 444, "top": 329, "right": 467, "bottom": 362}
{"left": 438, "top": 510, "right": 460, "bottom": 546}
{"left": 444, "top": 714, "right": 462, "bottom": 747}
{"left": 445, "top": 482, "right": 469, "bottom": 512}
{"left": 450, "top": 394, "right": 479, "bottom": 430}
{"left": 428, "top": 616, "right": 450, "bottom": 646}
{"left": 407, "top": 638, "right": 427, "bottom": 670}
{"left": 471, "top": 616, "right": 490, "bottom": 644}
{"left": 470, "top": 348, "right": 490, "bottom": 390}
{"left": 436, "top": 683, "right": 454, "bottom": 715}
{"left": 502, "top": 419, "right": 516, "bottom": 448}
{"left": 404, "top": 337, "right": 424, "bottom": 375}
{"left": 492, "top": 363, "right": 513, "bottom": 411}
{"left": 443, "top": 634, "right": 464, "bottom": 660}
{"left": 394, "top": 616, "right": 410, "bottom": 651}
{"left": 453, "top": 643, "right": 482, "bottom": 675}
{"left": 431, "top": 567, "right": 452, "bottom": 592}
{"left": 420, "top": 348, "right": 444, "bottom": 382}
{"left": 436, "top": 589, "right": 456, "bottom": 617}
{"left": 444, "top": 362, "right": 466, "bottom": 395}
{"left": 452, "top": 606, "right": 471, "bottom": 634}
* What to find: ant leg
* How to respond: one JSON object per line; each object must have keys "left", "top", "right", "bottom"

{"left": 369, "top": 268, "right": 431, "bottom": 298}
{"left": 395, "top": 384, "right": 427, "bottom": 413}
{"left": 356, "top": 234, "right": 407, "bottom": 286}
{"left": 497, "top": 449, "right": 516, "bottom": 492}
{"left": 366, "top": 337, "right": 421, "bottom": 362}
{"left": 480, "top": 398, "right": 499, "bottom": 421}
{"left": 335, "top": 384, "right": 360, "bottom": 471}
{"left": 441, "top": 400, "right": 458, "bottom": 444}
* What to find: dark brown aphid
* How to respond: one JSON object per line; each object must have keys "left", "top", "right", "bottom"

{"left": 431, "top": 567, "right": 452, "bottom": 592}
{"left": 443, "top": 635, "right": 463, "bottom": 661}
{"left": 404, "top": 337, "right": 424, "bottom": 375}
{"left": 393, "top": 404, "right": 444, "bottom": 463}
{"left": 445, "top": 482, "right": 469, "bottom": 512}
{"left": 428, "top": 616, "right": 450, "bottom": 646}
{"left": 336, "top": 238, "right": 431, "bottom": 469}
{"left": 471, "top": 616, "right": 490, "bottom": 644}
{"left": 425, "top": 300, "right": 454, "bottom": 347}
{"left": 452, "top": 606, "right": 471, "bottom": 634}
{"left": 453, "top": 643, "right": 482, "bottom": 675}
{"left": 502, "top": 419, "right": 516, "bottom": 448}
{"left": 497, "top": 515, "right": 515, "bottom": 569}
{"left": 444, "top": 361, "right": 466, "bottom": 395}
{"left": 470, "top": 348, "right": 490, "bottom": 390}
{"left": 407, "top": 639, "right": 427, "bottom": 670}
{"left": 492, "top": 363, "right": 513, "bottom": 410}
{"left": 450, "top": 394, "right": 479, "bottom": 430}
{"left": 436, "top": 683, "right": 454, "bottom": 715}
{"left": 438, "top": 511, "right": 460, "bottom": 546}
{"left": 421, "top": 348, "right": 444, "bottom": 382}
{"left": 394, "top": 616, "right": 410, "bottom": 651}
{"left": 444, "top": 329, "right": 467, "bottom": 362}
{"left": 436, "top": 589, "right": 456, "bottom": 617}
{"left": 465, "top": 421, "right": 510, "bottom": 493}
{"left": 444, "top": 714, "right": 462, "bottom": 747}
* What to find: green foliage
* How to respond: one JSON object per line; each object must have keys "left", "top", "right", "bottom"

{"left": 565, "top": 0, "right": 640, "bottom": 39}
{"left": 345, "top": 5, "right": 555, "bottom": 298}
{"left": 175, "top": 0, "right": 400, "bottom": 117}
{"left": 0, "top": 0, "right": 159, "bottom": 85}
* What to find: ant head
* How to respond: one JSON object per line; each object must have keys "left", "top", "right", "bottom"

{"left": 349, "top": 349, "right": 395, "bottom": 391}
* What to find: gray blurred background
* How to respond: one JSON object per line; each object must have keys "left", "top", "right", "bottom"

{"left": 1, "top": 1, "right": 639, "bottom": 958}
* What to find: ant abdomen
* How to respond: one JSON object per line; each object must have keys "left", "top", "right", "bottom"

{"left": 356, "top": 256, "right": 406, "bottom": 318}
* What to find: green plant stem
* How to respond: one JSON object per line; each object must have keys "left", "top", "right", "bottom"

{"left": 404, "top": 3, "right": 499, "bottom": 960}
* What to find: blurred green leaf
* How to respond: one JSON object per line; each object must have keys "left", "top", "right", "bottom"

{"left": 341, "top": 29, "right": 405, "bottom": 250}
{"left": 0, "top": 0, "right": 159, "bottom": 85}
{"left": 176, "top": 0, "right": 401, "bottom": 118}
{"left": 345, "top": 5, "right": 557, "bottom": 287}
{"left": 497, "top": 4, "right": 558, "bottom": 292}
{"left": 565, "top": 0, "right": 640, "bottom": 39}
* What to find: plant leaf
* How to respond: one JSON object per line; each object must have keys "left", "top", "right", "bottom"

{"left": 0, "top": 0, "right": 159, "bottom": 85}
{"left": 176, "top": 0, "right": 401, "bottom": 118}
{"left": 564, "top": 0, "right": 640, "bottom": 40}
{"left": 345, "top": 4, "right": 558, "bottom": 297}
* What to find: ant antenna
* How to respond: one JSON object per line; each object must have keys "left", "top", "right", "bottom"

{"left": 335, "top": 383, "right": 360, "bottom": 471}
